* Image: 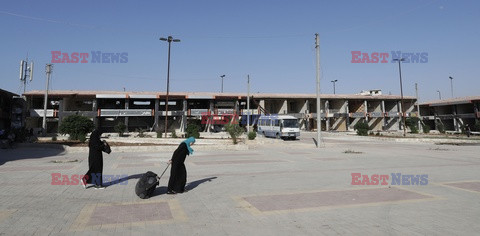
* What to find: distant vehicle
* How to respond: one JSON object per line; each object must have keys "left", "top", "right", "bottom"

{"left": 257, "top": 115, "right": 300, "bottom": 140}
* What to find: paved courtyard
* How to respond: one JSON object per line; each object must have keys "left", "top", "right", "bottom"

{"left": 0, "top": 133, "right": 479, "bottom": 235}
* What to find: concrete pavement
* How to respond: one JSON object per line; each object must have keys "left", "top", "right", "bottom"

{"left": 0, "top": 133, "right": 479, "bottom": 235}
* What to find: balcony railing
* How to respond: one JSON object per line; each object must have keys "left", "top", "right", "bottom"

{"left": 30, "top": 109, "right": 56, "bottom": 117}
{"left": 99, "top": 109, "right": 152, "bottom": 117}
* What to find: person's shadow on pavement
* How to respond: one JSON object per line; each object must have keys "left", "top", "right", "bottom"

{"left": 102, "top": 173, "right": 143, "bottom": 187}
{"left": 151, "top": 176, "right": 218, "bottom": 197}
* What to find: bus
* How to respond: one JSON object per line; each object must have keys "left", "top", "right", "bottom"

{"left": 257, "top": 115, "right": 300, "bottom": 140}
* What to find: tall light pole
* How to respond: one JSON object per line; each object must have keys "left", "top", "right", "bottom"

{"left": 247, "top": 75, "right": 250, "bottom": 133}
{"left": 393, "top": 58, "right": 407, "bottom": 137}
{"left": 437, "top": 90, "right": 442, "bottom": 100}
{"left": 160, "top": 36, "right": 180, "bottom": 138}
{"left": 449, "top": 76, "right": 454, "bottom": 98}
{"left": 220, "top": 75, "right": 226, "bottom": 93}
{"left": 331, "top": 79, "right": 338, "bottom": 94}
{"left": 315, "top": 33, "right": 321, "bottom": 148}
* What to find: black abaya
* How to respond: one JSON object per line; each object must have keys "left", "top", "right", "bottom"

{"left": 83, "top": 129, "right": 105, "bottom": 185}
{"left": 168, "top": 142, "right": 189, "bottom": 193}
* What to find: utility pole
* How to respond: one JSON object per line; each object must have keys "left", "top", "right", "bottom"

{"left": 315, "top": 33, "right": 322, "bottom": 148}
{"left": 42, "top": 64, "right": 53, "bottom": 136}
{"left": 393, "top": 58, "right": 407, "bottom": 137}
{"left": 247, "top": 75, "right": 250, "bottom": 133}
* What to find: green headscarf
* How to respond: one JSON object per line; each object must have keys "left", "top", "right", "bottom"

{"left": 182, "top": 137, "right": 195, "bottom": 155}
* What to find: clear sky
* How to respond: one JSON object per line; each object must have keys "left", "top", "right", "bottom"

{"left": 1, "top": 0, "right": 479, "bottom": 102}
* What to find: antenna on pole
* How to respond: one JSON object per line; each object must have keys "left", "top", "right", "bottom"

{"left": 19, "top": 57, "right": 34, "bottom": 94}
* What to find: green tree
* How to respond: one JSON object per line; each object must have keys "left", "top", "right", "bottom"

{"left": 247, "top": 131, "right": 256, "bottom": 140}
{"left": 354, "top": 121, "right": 370, "bottom": 136}
{"left": 114, "top": 122, "right": 127, "bottom": 137}
{"left": 185, "top": 123, "right": 200, "bottom": 139}
{"left": 59, "top": 115, "right": 95, "bottom": 141}
{"left": 422, "top": 123, "right": 431, "bottom": 134}
{"left": 436, "top": 122, "right": 445, "bottom": 134}
{"left": 225, "top": 123, "right": 244, "bottom": 144}
{"left": 406, "top": 117, "right": 420, "bottom": 134}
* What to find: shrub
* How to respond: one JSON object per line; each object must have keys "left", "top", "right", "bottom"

{"left": 51, "top": 136, "right": 57, "bottom": 141}
{"left": 171, "top": 130, "right": 178, "bottom": 138}
{"left": 422, "top": 123, "right": 431, "bottom": 134}
{"left": 406, "top": 117, "right": 420, "bottom": 134}
{"left": 78, "top": 133, "right": 87, "bottom": 143}
{"left": 156, "top": 131, "right": 162, "bottom": 138}
{"left": 247, "top": 131, "right": 256, "bottom": 140}
{"left": 474, "top": 120, "right": 480, "bottom": 132}
{"left": 185, "top": 123, "right": 200, "bottom": 139}
{"left": 136, "top": 128, "right": 146, "bottom": 138}
{"left": 436, "top": 122, "right": 445, "bottom": 134}
{"left": 59, "top": 115, "right": 95, "bottom": 140}
{"left": 114, "top": 122, "right": 127, "bottom": 137}
{"left": 354, "top": 121, "right": 369, "bottom": 136}
{"left": 225, "top": 123, "right": 244, "bottom": 144}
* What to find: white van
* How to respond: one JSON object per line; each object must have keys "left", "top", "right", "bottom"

{"left": 257, "top": 115, "right": 300, "bottom": 140}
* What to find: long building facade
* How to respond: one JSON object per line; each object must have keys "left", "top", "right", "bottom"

{"left": 22, "top": 90, "right": 418, "bottom": 134}
{"left": 420, "top": 96, "right": 480, "bottom": 132}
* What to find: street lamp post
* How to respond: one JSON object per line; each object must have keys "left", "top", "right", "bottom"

{"left": 437, "top": 90, "right": 442, "bottom": 100}
{"left": 331, "top": 79, "right": 338, "bottom": 94}
{"left": 393, "top": 58, "right": 407, "bottom": 137}
{"left": 220, "top": 75, "right": 226, "bottom": 93}
{"left": 449, "top": 76, "right": 454, "bottom": 98}
{"left": 160, "top": 36, "right": 180, "bottom": 138}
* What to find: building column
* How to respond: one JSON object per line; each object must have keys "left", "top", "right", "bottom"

{"left": 364, "top": 100, "right": 369, "bottom": 123}
{"left": 398, "top": 101, "right": 402, "bottom": 130}
{"left": 345, "top": 100, "right": 350, "bottom": 131}
{"left": 381, "top": 100, "right": 386, "bottom": 130}
{"left": 180, "top": 99, "right": 187, "bottom": 133}
{"left": 453, "top": 105, "right": 459, "bottom": 132}
{"left": 93, "top": 98, "right": 99, "bottom": 128}
{"left": 154, "top": 99, "right": 160, "bottom": 131}
{"left": 58, "top": 99, "right": 64, "bottom": 129}
{"left": 124, "top": 98, "right": 129, "bottom": 131}
{"left": 325, "top": 100, "right": 330, "bottom": 131}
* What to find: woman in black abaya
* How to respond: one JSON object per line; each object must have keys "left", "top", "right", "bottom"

{"left": 82, "top": 129, "right": 106, "bottom": 189}
{"left": 167, "top": 137, "right": 195, "bottom": 194}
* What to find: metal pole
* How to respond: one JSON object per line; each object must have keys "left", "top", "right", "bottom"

{"left": 315, "top": 33, "right": 322, "bottom": 147}
{"left": 397, "top": 60, "right": 406, "bottom": 137}
{"left": 449, "top": 77, "right": 453, "bottom": 98}
{"left": 247, "top": 75, "right": 250, "bottom": 133}
{"left": 221, "top": 77, "right": 223, "bottom": 93}
{"left": 42, "top": 64, "right": 53, "bottom": 136}
{"left": 165, "top": 39, "right": 171, "bottom": 138}
{"left": 333, "top": 81, "right": 336, "bottom": 94}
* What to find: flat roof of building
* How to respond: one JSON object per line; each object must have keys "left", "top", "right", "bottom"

{"left": 24, "top": 90, "right": 415, "bottom": 100}
{"left": 421, "top": 96, "right": 480, "bottom": 106}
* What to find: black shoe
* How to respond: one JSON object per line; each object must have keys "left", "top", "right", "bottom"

{"left": 94, "top": 185, "right": 106, "bottom": 189}
{"left": 167, "top": 191, "right": 176, "bottom": 194}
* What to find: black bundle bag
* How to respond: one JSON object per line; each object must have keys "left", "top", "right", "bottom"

{"left": 102, "top": 140, "right": 111, "bottom": 154}
{"left": 135, "top": 171, "right": 159, "bottom": 199}
{"left": 135, "top": 164, "right": 170, "bottom": 199}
